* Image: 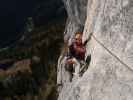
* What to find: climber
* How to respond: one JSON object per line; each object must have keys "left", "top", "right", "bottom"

{"left": 65, "top": 32, "right": 86, "bottom": 77}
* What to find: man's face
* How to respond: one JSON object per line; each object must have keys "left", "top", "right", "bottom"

{"left": 74, "top": 34, "right": 82, "bottom": 45}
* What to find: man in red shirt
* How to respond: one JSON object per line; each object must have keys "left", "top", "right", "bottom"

{"left": 65, "top": 32, "right": 86, "bottom": 77}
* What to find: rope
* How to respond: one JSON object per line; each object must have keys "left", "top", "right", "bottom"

{"left": 91, "top": 34, "right": 133, "bottom": 72}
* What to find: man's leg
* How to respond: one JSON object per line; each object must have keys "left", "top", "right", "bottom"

{"left": 62, "top": 57, "right": 73, "bottom": 82}
{"left": 79, "top": 61, "right": 87, "bottom": 76}
{"left": 72, "top": 58, "right": 80, "bottom": 77}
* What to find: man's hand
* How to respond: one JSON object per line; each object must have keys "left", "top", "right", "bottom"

{"left": 66, "top": 59, "right": 75, "bottom": 64}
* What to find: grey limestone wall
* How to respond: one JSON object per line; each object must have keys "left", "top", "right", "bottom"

{"left": 58, "top": 0, "right": 133, "bottom": 100}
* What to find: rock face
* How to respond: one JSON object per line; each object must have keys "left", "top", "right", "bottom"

{"left": 62, "top": 0, "right": 88, "bottom": 44}
{"left": 57, "top": 0, "right": 133, "bottom": 100}
{"left": 57, "top": 0, "right": 88, "bottom": 87}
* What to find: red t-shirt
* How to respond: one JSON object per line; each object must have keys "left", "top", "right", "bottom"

{"left": 69, "top": 42, "right": 85, "bottom": 60}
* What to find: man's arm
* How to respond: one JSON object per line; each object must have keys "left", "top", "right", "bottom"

{"left": 83, "top": 32, "right": 93, "bottom": 46}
